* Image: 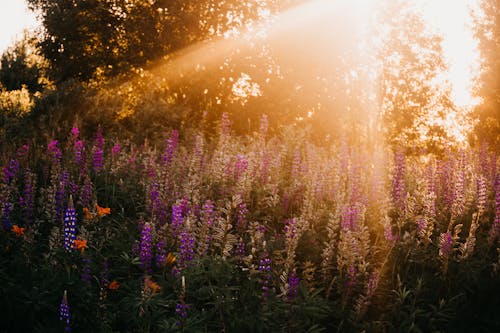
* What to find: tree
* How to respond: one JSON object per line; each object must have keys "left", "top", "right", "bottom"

{"left": 375, "top": 0, "right": 455, "bottom": 153}
{"left": 473, "top": 0, "right": 500, "bottom": 149}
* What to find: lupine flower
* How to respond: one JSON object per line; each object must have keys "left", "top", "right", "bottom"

{"left": 140, "top": 223, "right": 153, "bottom": 272}
{"left": 48, "top": 140, "right": 62, "bottom": 164}
{"left": 489, "top": 175, "right": 500, "bottom": 244}
{"left": 171, "top": 204, "right": 184, "bottom": 237}
{"left": 439, "top": 232, "right": 452, "bottom": 259}
{"left": 63, "top": 197, "right": 77, "bottom": 251}
{"left": 477, "top": 175, "right": 487, "bottom": 214}
{"left": 237, "top": 202, "right": 248, "bottom": 231}
{"left": 71, "top": 126, "right": 79, "bottom": 139}
{"left": 80, "top": 177, "right": 92, "bottom": 209}
{"left": 17, "top": 144, "right": 29, "bottom": 158}
{"left": 392, "top": 148, "right": 406, "bottom": 212}
{"left": 202, "top": 200, "right": 215, "bottom": 226}
{"left": 155, "top": 240, "right": 167, "bottom": 268}
{"left": 11, "top": 225, "right": 25, "bottom": 236}
{"left": 2, "top": 202, "right": 12, "bottom": 231}
{"left": 284, "top": 218, "right": 296, "bottom": 240}
{"left": 259, "top": 257, "right": 272, "bottom": 301}
{"left": 288, "top": 270, "right": 299, "bottom": 301}
{"left": 176, "top": 276, "right": 188, "bottom": 326}
{"left": 74, "top": 140, "right": 84, "bottom": 165}
{"left": 111, "top": 143, "right": 121, "bottom": 157}
{"left": 59, "top": 290, "right": 71, "bottom": 332}
{"left": 179, "top": 231, "right": 195, "bottom": 269}
{"left": 234, "top": 155, "right": 248, "bottom": 180}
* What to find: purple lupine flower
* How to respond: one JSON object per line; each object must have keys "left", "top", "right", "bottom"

{"left": 48, "top": 140, "right": 62, "bottom": 164}
{"left": 71, "top": 126, "right": 79, "bottom": 139}
{"left": 235, "top": 239, "right": 246, "bottom": 259}
{"left": 63, "top": 197, "right": 77, "bottom": 251}
{"left": 140, "top": 222, "right": 153, "bottom": 272}
{"left": 148, "top": 182, "right": 160, "bottom": 217}
{"left": 79, "top": 176, "right": 92, "bottom": 209}
{"left": 341, "top": 205, "right": 360, "bottom": 231}
{"left": 171, "top": 204, "right": 184, "bottom": 237}
{"left": 55, "top": 186, "right": 65, "bottom": 223}
{"left": 176, "top": 302, "right": 189, "bottom": 320}
{"left": 489, "top": 175, "right": 500, "bottom": 244}
{"left": 477, "top": 175, "right": 487, "bottom": 214}
{"left": 367, "top": 271, "right": 379, "bottom": 296}
{"left": 346, "top": 266, "right": 358, "bottom": 290}
{"left": 1, "top": 201, "right": 12, "bottom": 231}
{"left": 162, "top": 130, "right": 179, "bottom": 165}
{"left": 59, "top": 290, "right": 71, "bottom": 332}
{"left": 284, "top": 218, "right": 296, "bottom": 240}
{"left": 6, "top": 159, "right": 20, "bottom": 183}
{"left": 258, "top": 257, "right": 272, "bottom": 302}
{"left": 156, "top": 240, "right": 167, "bottom": 268}
{"left": 288, "top": 270, "right": 299, "bottom": 301}
{"left": 179, "top": 231, "right": 195, "bottom": 269}
{"left": 291, "top": 149, "right": 301, "bottom": 179}
{"left": 17, "top": 144, "right": 29, "bottom": 158}
{"left": 74, "top": 140, "right": 84, "bottom": 165}
{"left": 234, "top": 155, "right": 248, "bottom": 180}
{"left": 439, "top": 232, "right": 452, "bottom": 259}
{"left": 93, "top": 127, "right": 104, "bottom": 174}
{"left": 261, "top": 152, "right": 270, "bottom": 183}
{"left": 111, "top": 143, "right": 121, "bottom": 157}
{"left": 392, "top": 148, "right": 406, "bottom": 212}
{"left": 237, "top": 202, "right": 248, "bottom": 231}
{"left": 202, "top": 200, "right": 215, "bottom": 226}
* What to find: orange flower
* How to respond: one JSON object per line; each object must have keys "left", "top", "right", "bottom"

{"left": 74, "top": 239, "right": 88, "bottom": 252}
{"left": 145, "top": 277, "right": 161, "bottom": 293}
{"left": 165, "top": 252, "right": 176, "bottom": 265}
{"left": 11, "top": 225, "right": 25, "bottom": 236}
{"left": 96, "top": 204, "right": 111, "bottom": 217}
{"left": 83, "top": 207, "right": 92, "bottom": 220}
{"left": 108, "top": 280, "right": 120, "bottom": 290}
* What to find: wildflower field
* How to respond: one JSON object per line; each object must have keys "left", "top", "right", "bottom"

{"left": 0, "top": 113, "right": 498, "bottom": 332}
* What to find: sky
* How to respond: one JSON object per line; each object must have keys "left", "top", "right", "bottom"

{"left": 0, "top": 0, "right": 38, "bottom": 53}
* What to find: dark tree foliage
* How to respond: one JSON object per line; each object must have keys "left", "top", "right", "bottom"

{"left": 376, "top": 0, "right": 454, "bottom": 153}
{"left": 0, "top": 32, "right": 48, "bottom": 93}
{"left": 27, "top": 0, "right": 275, "bottom": 82}
{"left": 473, "top": 0, "right": 500, "bottom": 150}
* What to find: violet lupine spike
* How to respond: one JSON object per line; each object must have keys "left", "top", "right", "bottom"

{"left": 489, "top": 175, "right": 500, "bottom": 244}
{"left": 79, "top": 176, "right": 92, "bottom": 209}
{"left": 171, "top": 204, "right": 184, "bottom": 237}
{"left": 237, "top": 202, "right": 248, "bottom": 231}
{"left": 288, "top": 270, "right": 299, "bottom": 301}
{"left": 439, "top": 232, "right": 452, "bottom": 259}
{"left": 111, "top": 142, "right": 121, "bottom": 157}
{"left": 48, "top": 140, "right": 62, "bottom": 164}
{"left": 284, "top": 218, "right": 296, "bottom": 240}
{"left": 234, "top": 155, "right": 248, "bottom": 180}
{"left": 71, "top": 126, "right": 79, "bottom": 139}
{"left": 477, "top": 175, "right": 487, "bottom": 214}
{"left": 55, "top": 186, "right": 65, "bottom": 223}
{"left": 156, "top": 240, "right": 167, "bottom": 268}
{"left": 291, "top": 149, "right": 301, "bottom": 179}
{"left": 392, "top": 148, "right": 406, "bottom": 212}
{"left": 202, "top": 200, "right": 215, "bottom": 226}
{"left": 59, "top": 290, "right": 71, "bottom": 332}
{"left": 63, "top": 196, "right": 77, "bottom": 251}
{"left": 74, "top": 140, "right": 84, "bottom": 165}
{"left": 179, "top": 231, "right": 195, "bottom": 269}
{"left": 2, "top": 201, "right": 12, "bottom": 231}
{"left": 140, "top": 223, "right": 153, "bottom": 273}
{"left": 258, "top": 257, "right": 272, "bottom": 302}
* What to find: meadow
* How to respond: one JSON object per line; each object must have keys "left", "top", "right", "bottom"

{"left": 0, "top": 113, "right": 498, "bottom": 332}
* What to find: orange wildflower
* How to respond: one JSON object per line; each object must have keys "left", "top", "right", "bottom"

{"left": 165, "top": 252, "right": 176, "bottom": 265}
{"left": 96, "top": 204, "right": 111, "bottom": 217}
{"left": 74, "top": 239, "right": 88, "bottom": 253}
{"left": 83, "top": 207, "right": 92, "bottom": 220}
{"left": 145, "top": 277, "right": 161, "bottom": 293}
{"left": 108, "top": 280, "right": 120, "bottom": 290}
{"left": 11, "top": 225, "right": 25, "bottom": 236}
